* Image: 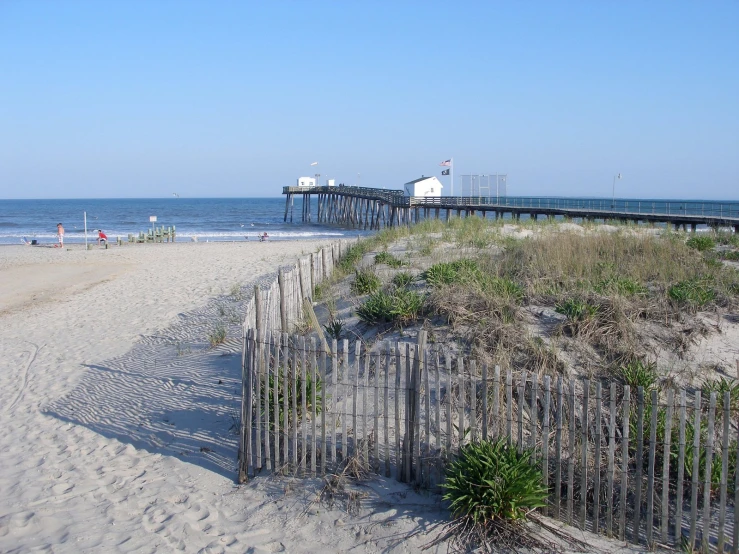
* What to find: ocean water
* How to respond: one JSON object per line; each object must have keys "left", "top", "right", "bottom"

{"left": 2, "top": 196, "right": 737, "bottom": 246}
{"left": 0, "top": 197, "right": 369, "bottom": 246}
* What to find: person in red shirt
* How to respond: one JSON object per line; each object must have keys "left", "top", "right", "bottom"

{"left": 97, "top": 229, "right": 108, "bottom": 245}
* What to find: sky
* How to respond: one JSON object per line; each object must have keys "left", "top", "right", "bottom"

{"left": 1, "top": 1, "right": 738, "bottom": 200}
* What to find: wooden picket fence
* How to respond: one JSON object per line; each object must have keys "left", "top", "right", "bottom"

{"left": 237, "top": 242, "right": 738, "bottom": 552}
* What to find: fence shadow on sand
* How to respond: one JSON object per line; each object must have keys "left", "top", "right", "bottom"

{"left": 43, "top": 297, "right": 246, "bottom": 478}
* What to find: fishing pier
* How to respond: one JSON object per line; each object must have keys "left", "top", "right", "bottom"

{"left": 283, "top": 185, "right": 739, "bottom": 232}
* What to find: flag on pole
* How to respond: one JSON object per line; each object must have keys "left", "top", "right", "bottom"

{"left": 439, "top": 159, "right": 452, "bottom": 167}
{"left": 441, "top": 169, "right": 450, "bottom": 176}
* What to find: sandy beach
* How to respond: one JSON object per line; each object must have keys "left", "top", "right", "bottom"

{"left": 0, "top": 241, "right": 451, "bottom": 553}
{"left": 0, "top": 240, "right": 655, "bottom": 554}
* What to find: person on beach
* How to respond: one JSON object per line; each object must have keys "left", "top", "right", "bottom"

{"left": 260, "top": 232, "right": 268, "bottom": 242}
{"left": 55, "top": 223, "right": 64, "bottom": 248}
{"left": 97, "top": 229, "right": 108, "bottom": 245}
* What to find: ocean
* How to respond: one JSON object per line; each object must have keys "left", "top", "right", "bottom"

{"left": 0, "top": 197, "right": 368, "bottom": 246}
{"left": 2, "top": 196, "right": 737, "bottom": 247}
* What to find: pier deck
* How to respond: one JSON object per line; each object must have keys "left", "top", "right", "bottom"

{"left": 283, "top": 186, "right": 739, "bottom": 232}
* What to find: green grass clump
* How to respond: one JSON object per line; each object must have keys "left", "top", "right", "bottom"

{"left": 668, "top": 278, "right": 716, "bottom": 307}
{"left": 719, "top": 250, "right": 739, "bottom": 261}
{"left": 392, "top": 271, "right": 415, "bottom": 288}
{"left": 339, "top": 242, "right": 371, "bottom": 273}
{"left": 618, "top": 359, "right": 658, "bottom": 391}
{"left": 686, "top": 235, "right": 716, "bottom": 252}
{"left": 208, "top": 323, "right": 227, "bottom": 347}
{"left": 351, "top": 268, "right": 381, "bottom": 295}
{"left": 442, "top": 439, "right": 547, "bottom": 523}
{"left": 702, "top": 377, "right": 739, "bottom": 406}
{"left": 323, "top": 318, "right": 345, "bottom": 340}
{"left": 356, "top": 289, "right": 425, "bottom": 325}
{"left": 555, "top": 298, "right": 599, "bottom": 322}
{"left": 423, "top": 259, "right": 480, "bottom": 286}
{"left": 594, "top": 276, "right": 647, "bottom": 296}
{"left": 374, "top": 251, "right": 405, "bottom": 268}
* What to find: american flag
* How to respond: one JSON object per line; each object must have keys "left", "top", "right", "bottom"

{"left": 439, "top": 159, "right": 452, "bottom": 167}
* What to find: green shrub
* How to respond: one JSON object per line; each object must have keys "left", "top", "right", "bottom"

{"left": 356, "top": 289, "right": 425, "bottom": 325}
{"left": 351, "top": 268, "right": 381, "bottom": 295}
{"left": 668, "top": 279, "right": 716, "bottom": 306}
{"left": 323, "top": 318, "right": 345, "bottom": 340}
{"left": 555, "top": 298, "right": 599, "bottom": 322}
{"left": 392, "top": 271, "right": 415, "bottom": 288}
{"left": 356, "top": 290, "right": 395, "bottom": 324}
{"left": 686, "top": 235, "right": 716, "bottom": 252}
{"left": 339, "top": 242, "right": 370, "bottom": 273}
{"left": 442, "top": 439, "right": 547, "bottom": 523}
{"left": 618, "top": 359, "right": 658, "bottom": 391}
{"left": 374, "top": 251, "right": 404, "bottom": 268}
{"left": 702, "top": 377, "right": 739, "bottom": 406}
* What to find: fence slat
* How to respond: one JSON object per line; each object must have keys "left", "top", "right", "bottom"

{"left": 395, "top": 342, "right": 402, "bottom": 480}
{"left": 633, "top": 387, "right": 645, "bottom": 542}
{"left": 646, "top": 389, "right": 658, "bottom": 547}
{"left": 458, "top": 357, "right": 465, "bottom": 453}
{"left": 425, "top": 349, "right": 431, "bottom": 455}
{"left": 555, "top": 376, "right": 563, "bottom": 520}
{"left": 481, "top": 363, "right": 488, "bottom": 441}
{"left": 661, "top": 389, "right": 674, "bottom": 544}
{"left": 607, "top": 381, "right": 616, "bottom": 537}
{"left": 493, "top": 365, "right": 500, "bottom": 440}
{"left": 404, "top": 344, "right": 411, "bottom": 483}
{"left": 470, "top": 360, "right": 477, "bottom": 444}
{"left": 373, "top": 352, "right": 380, "bottom": 468}
{"left": 567, "top": 378, "right": 576, "bottom": 526}
{"left": 353, "top": 341, "right": 360, "bottom": 461}
{"left": 702, "top": 392, "right": 717, "bottom": 553}
{"left": 362, "top": 348, "right": 369, "bottom": 467}
{"left": 619, "top": 386, "right": 630, "bottom": 541}
{"left": 531, "top": 372, "right": 538, "bottom": 456}
{"left": 273, "top": 334, "right": 281, "bottom": 470}
{"left": 384, "top": 343, "right": 391, "bottom": 478}
{"left": 320, "top": 347, "right": 327, "bottom": 475}
{"left": 518, "top": 371, "right": 526, "bottom": 453}
{"left": 435, "top": 353, "right": 441, "bottom": 453}
{"left": 331, "top": 338, "right": 338, "bottom": 467}
{"left": 689, "top": 391, "right": 702, "bottom": 550}
{"left": 282, "top": 333, "right": 289, "bottom": 470}
{"left": 291, "top": 336, "right": 298, "bottom": 469}
{"left": 506, "top": 370, "right": 513, "bottom": 446}
{"left": 446, "top": 356, "right": 453, "bottom": 455}
{"left": 718, "top": 391, "right": 730, "bottom": 553}
{"left": 580, "top": 379, "right": 589, "bottom": 530}
{"left": 310, "top": 339, "right": 317, "bottom": 477}
{"left": 255, "top": 331, "right": 263, "bottom": 471}
{"left": 300, "top": 337, "right": 307, "bottom": 475}
{"left": 593, "top": 382, "right": 602, "bottom": 534}
{"left": 676, "top": 390, "right": 687, "bottom": 545}
{"left": 542, "top": 376, "right": 551, "bottom": 516}
{"left": 341, "top": 339, "right": 349, "bottom": 461}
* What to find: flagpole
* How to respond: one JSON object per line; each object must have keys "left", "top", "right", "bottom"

{"left": 451, "top": 157, "right": 454, "bottom": 197}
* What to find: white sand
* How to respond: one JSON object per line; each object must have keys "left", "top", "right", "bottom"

{"left": 0, "top": 241, "right": 647, "bottom": 553}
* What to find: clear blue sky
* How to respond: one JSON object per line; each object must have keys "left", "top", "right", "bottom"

{"left": 1, "top": 1, "right": 737, "bottom": 200}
